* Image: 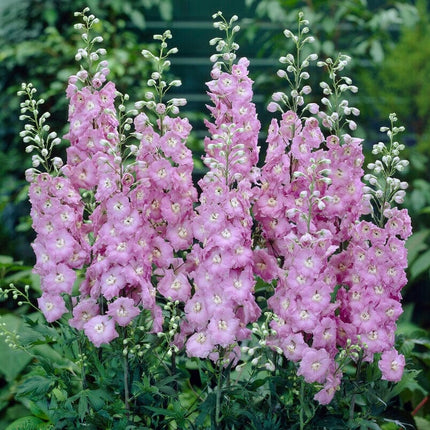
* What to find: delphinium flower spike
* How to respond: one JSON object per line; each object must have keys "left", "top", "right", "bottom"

{"left": 178, "top": 12, "right": 261, "bottom": 365}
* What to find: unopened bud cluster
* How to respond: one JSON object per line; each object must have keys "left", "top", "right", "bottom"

{"left": 363, "top": 113, "right": 409, "bottom": 224}
{"left": 17, "top": 83, "right": 63, "bottom": 178}
{"left": 268, "top": 12, "right": 318, "bottom": 115}
{"left": 209, "top": 12, "right": 240, "bottom": 68}
{"left": 139, "top": 30, "right": 185, "bottom": 129}
{"left": 316, "top": 55, "right": 360, "bottom": 133}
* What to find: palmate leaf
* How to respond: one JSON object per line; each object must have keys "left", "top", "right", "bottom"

{"left": 194, "top": 391, "right": 216, "bottom": 428}
{"left": 87, "top": 388, "right": 112, "bottom": 411}
{"left": 143, "top": 405, "right": 178, "bottom": 419}
{"left": 388, "top": 369, "right": 427, "bottom": 399}
{"left": 16, "top": 375, "right": 55, "bottom": 398}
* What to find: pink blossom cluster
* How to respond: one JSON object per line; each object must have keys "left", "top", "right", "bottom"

{"left": 177, "top": 58, "right": 261, "bottom": 362}
{"left": 31, "top": 64, "right": 120, "bottom": 332}
{"left": 130, "top": 112, "right": 197, "bottom": 319}
{"left": 252, "top": 110, "right": 411, "bottom": 403}
{"left": 30, "top": 173, "right": 87, "bottom": 322}
{"left": 23, "top": 13, "right": 413, "bottom": 405}
{"left": 30, "top": 56, "right": 198, "bottom": 346}
{"left": 334, "top": 208, "right": 411, "bottom": 379}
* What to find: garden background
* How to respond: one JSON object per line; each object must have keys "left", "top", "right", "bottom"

{"left": 0, "top": 0, "right": 429, "bottom": 428}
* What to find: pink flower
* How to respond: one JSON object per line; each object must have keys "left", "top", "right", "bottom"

{"left": 165, "top": 221, "right": 193, "bottom": 250}
{"left": 84, "top": 315, "right": 119, "bottom": 347}
{"left": 278, "top": 331, "right": 306, "bottom": 362}
{"left": 38, "top": 293, "right": 68, "bottom": 323}
{"left": 44, "top": 230, "right": 78, "bottom": 263}
{"left": 253, "top": 249, "right": 279, "bottom": 282}
{"left": 184, "top": 295, "right": 209, "bottom": 329}
{"left": 186, "top": 332, "right": 214, "bottom": 358}
{"left": 69, "top": 298, "right": 99, "bottom": 330}
{"left": 297, "top": 348, "right": 331, "bottom": 383}
{"left": 207, "top": 310, "right": 240, "bottom": 348}
{"left": 378, "top": 349, "right": 405, "bottom": 382}
{"left": 100, "top": 265, "right": 126, "bottom": 300}
{"left": 107, "top": 297, "right": 140, "bottom": 326}
{"left": 312, "top": 317, "right": 337, "bottom": 351}
{"left": 313, "top": 373, "right": 341, "bottom": 405}
{"left": 158, "top": 270, "right": 191, "bottom": 302}
{"left": 362, "top": 327, "right": 392, "bottom": 354}
{"left": 41, "top": 263, "right": 76, "bottom": 295}
{"left": 105, "top": 195, "right": 131, "bottom": 220}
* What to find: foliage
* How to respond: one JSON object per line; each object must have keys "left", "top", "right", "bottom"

{"left": 244, "top": 0, "right": 418, "bottom": 62}
{"left": 1, "top": 283, "right": 429, "bottom": 429}
{"left": 242, "top": 0, "right": 418, "bottom": 122}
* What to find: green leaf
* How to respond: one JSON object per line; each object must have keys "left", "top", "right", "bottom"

{"left": 248, "top": 378, "right": 267, "bottom": 390}
{"left": 144, "top": 406, "right": 177, "bottom": 418}
{"left": 389, "top": 369, "right": 426, "bottom": 400}
{"left": 130, "top": 11, "right": 146, "bottom": 30}
{"left": 310, "top": 415, "right": 346, "bottom": 429}
{"left": 78, "top": 394, "right": 89, "bottom": 421}
{"left": 409, "top": 248, "right": 430, "bottom": 280}
{"left": 195, "top": 392, "right": 216, "bottom": 427}
{"left": 359, "top": 419, "right": 382, "bottom": 430}
{"left": 0, "top": 314, "right": 32, "bottom": 382}
{"left": 370, "top": 39, "right": 384, "bottom": 63}
{"left": 159, "top": 0, "right": 173, "bottom": 21}
{"left": 87, "top": 389, "right": 109, "bottom": 411}
{"left": 5, "top": 416, "right": 50, "bottom": 430}
{"left": 17, "top": 375, "right": 55, "bottom": 398}
{"left": 415, "top": 416, "right": 430, "bottom": 430}
{"left": 0, "top": 255, "right": 14, "bottom": 264}
{"left": 406, "top": 229, "right": 430, "bottom": 264}
{"left": 4, "top": 268, "right": 33, "bottom": 285}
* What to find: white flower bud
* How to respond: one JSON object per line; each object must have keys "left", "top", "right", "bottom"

{"left": 348, "top": 120, "right": 357, "bottom": 131}
{"left": 317, "top": 200, "right": 326, "bottom": 210}
{"left": 52, "top": 157, "right": 63, "bottom": 168}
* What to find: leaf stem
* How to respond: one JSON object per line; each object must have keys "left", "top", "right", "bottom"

{"left": 299, "top": 378, "right": 305, "bottom": 430}
{"left": 123, "top": 352, "right": 130, "bottom": 419}
{"left": 215, "top": 353, "right": 224, "bottom": 428}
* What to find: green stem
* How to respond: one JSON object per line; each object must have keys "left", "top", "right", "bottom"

{"left": 348, "top": 356, "right": 362, "bottom": 425}
{"left": 215, "top": 357, "right": 224, "bottom": 428}
{"left": 124, "top": 353, "right": 130, "bottom": 418}
{"left": 78, "top": 333, "right": 87, "bottom": 391}
{"left": 299, "top": 379, "right": 306, "bottom": 430}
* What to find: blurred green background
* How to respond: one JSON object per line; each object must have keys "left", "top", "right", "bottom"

{"left": 1, "top": 0, "right": 429, "bottom": 427}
